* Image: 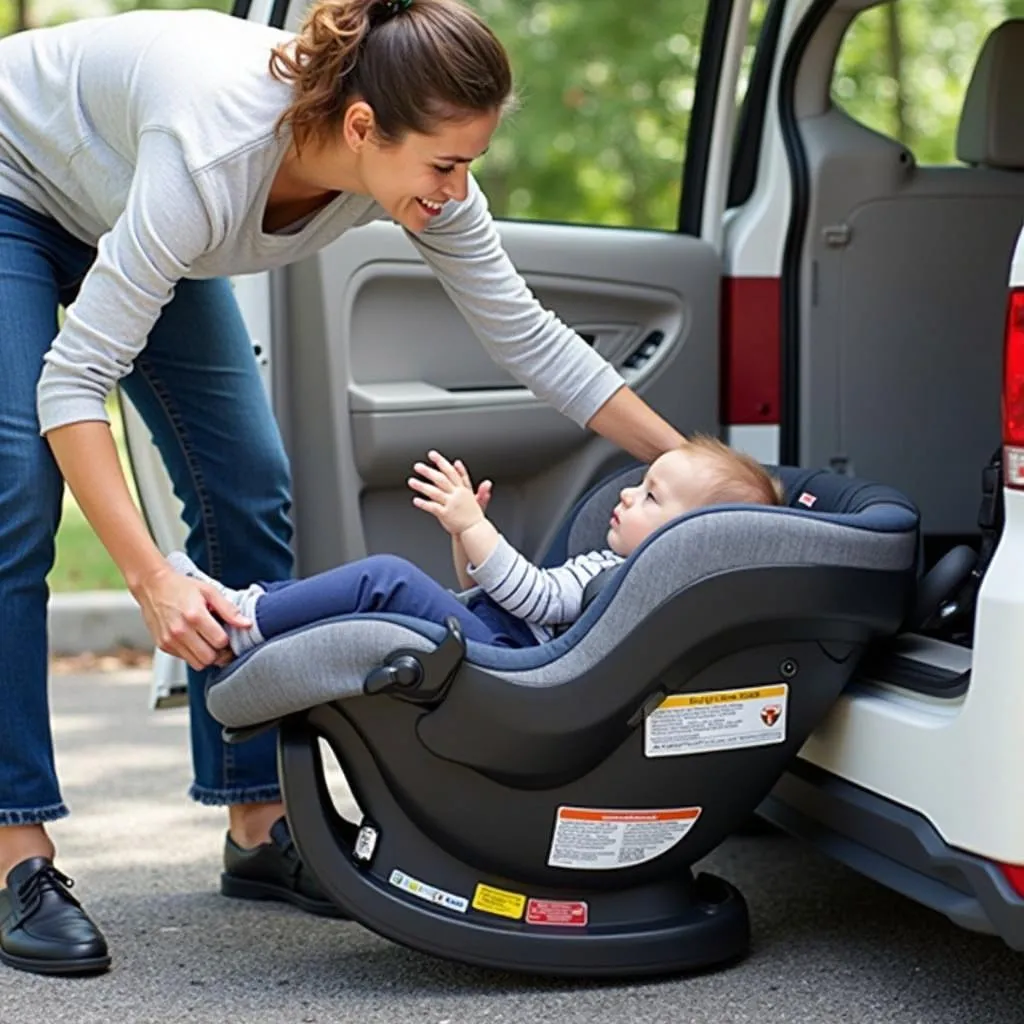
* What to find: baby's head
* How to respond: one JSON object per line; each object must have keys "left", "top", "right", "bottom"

{"left": 607, "top": 434, "right": 783, "bottom": 557}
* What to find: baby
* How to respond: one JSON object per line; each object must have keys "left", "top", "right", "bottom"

{"left": 170, "top": 434, "right": 783, "bottom": 656}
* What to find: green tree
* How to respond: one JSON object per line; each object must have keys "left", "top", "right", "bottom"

{"left": 469, "top": 0, "right": 711, "bottom": 229}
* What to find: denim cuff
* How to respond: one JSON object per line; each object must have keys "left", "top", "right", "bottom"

{"left": 0, "top": 802, "right": 69, "bottom": 826}
{"left": 188, "top": 783, "right": 282, "bottom": 807}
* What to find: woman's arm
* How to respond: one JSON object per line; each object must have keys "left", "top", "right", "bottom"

{"left": 586, "top": 385, "right": 685, "bottom": 462}
{"left": 36, "top": 132, "right": 220, "bottom": 433}
{"left": 47, "top": 422, "right": 248, "bottom": 669}
{"left": 38, "top": 133, "right": 245, "bottom": 668}
{"left": 408, "top": 177, "right": 684, "bottom": 462}
{"left": 409, "top": 178, "right": 625, "bottom": 426}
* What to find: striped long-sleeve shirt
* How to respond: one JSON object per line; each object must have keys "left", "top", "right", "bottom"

{"left": 468, "top": 535, "right": 624, "bottom": 642}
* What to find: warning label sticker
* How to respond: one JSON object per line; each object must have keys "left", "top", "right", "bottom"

{"left": 388, "top": 868, "right": 468, "bottom": 914}
{"left": 644, "top": 684, "right": 788, "bottom": 758}
{"left": 526, "top": 898, "right": 589, "bottom": 927}
{"left": 548, "top": 806, "right": 701, "bottom": 870}
{"left": 472, "top": 883, "right": 526, "bottom": 920}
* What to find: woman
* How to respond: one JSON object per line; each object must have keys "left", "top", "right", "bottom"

{"left": 0, "top": 0, "right": 683, "bottom": 975}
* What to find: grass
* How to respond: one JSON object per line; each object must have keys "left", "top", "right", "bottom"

{"left": 51, "top": 510, "right": 125, "bottom": 591}
{"left": 49, "top": 395, "right": 137, "bottom": 593}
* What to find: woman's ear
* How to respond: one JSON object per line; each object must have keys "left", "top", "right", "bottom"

{"left": 343, "top": 100, "right": 376, "bottom": 151}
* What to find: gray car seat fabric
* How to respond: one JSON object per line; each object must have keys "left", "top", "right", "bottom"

{"left": 957, "top": 19, "right": 1024, "bottom": 169}
{"left": 207, "top": 464, "right": 917, "bottom": 731}
{"left": 204, "top": 462, "right": 919, "bottom": 978}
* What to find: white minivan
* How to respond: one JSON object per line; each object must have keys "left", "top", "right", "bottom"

{"left": 122, "top": 0, "right": 1024, "bottom": 950}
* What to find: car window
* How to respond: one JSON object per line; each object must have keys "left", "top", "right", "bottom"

{"left": 8, "top": 0, "right": 721, "bottom": 233}
{"left": 465, "top": 0, "right": 716, "bottom": 231}
{"left": 832, "top": 0, "right": 1024, "bottom": 165}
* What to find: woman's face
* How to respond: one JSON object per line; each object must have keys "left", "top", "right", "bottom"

{"left": 304, "top": 103, "right": 501, "bottom": 233}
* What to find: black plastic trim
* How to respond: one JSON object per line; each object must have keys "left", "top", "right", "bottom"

{"left": 858, "top": 646, "right": 970, "bottom": 699}
{"left": 776, "top": 0, "right": 834, "bottom": 464}
{"left": 269, "top": 0, "right": 289, "bottom": 29}
{"left": 679, "top": 0, "right": 738, "bottom": 235}
{"left": 727, "top": 0, "right": 786, "bottom": 208}
{"left": 230, "top": 0, "right": 252, "bottom": 18}
{"left": 760, "top": 760, "right": 1024, "bottom": 950}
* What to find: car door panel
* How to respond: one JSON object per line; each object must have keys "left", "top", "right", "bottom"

{"left": 279, "top": 218, "right": 720, "bottom": 585}
{"left": 119, "top": 0, "right": 749, "bottom": 696}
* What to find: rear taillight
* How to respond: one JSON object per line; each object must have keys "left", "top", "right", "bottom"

{"left": 1000, "top": 862, "right": 1024, "bottom": 899}
{"left": 1003, "top": 288, "right": 1024, "bottom": 489}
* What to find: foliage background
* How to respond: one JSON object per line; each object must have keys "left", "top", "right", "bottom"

{"left": 3, "top": 0, "right": 1021, "bottom": 586}
{"left": 6, "top": 0, "right": 1024, "bottom": 227}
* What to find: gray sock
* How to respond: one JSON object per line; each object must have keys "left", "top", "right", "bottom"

{"left": 166, "top": 551, "right": 266, "bottom": 656}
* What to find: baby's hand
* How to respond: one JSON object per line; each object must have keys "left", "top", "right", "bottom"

{"left": 453, "top": 458, "right": 493, "bottom": 513}
{"left": 409, "top": 450, "right": 487, "bottom": 536}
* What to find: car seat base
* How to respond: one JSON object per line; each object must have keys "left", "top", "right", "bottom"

{"left": 279, "top": 711, "right": 750, "bottom": 978}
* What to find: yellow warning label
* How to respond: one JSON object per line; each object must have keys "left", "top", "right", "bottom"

{"left": 645, "top": 684, "right": 789, "bottom": 758}
{"left": 659, "top": 685, "right": 787, "bottom": 709}
{"left": 472, "top": 883, "right": 527, "bottom": 920}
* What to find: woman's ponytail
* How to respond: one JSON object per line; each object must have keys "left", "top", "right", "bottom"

{"left": 270, "top": 0, "right": 513, "bottom": 150}
{"left": 269, "top": 0, "right": 374, "bottom": 147}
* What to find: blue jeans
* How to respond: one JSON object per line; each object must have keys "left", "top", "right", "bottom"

{"left": 0, "top": 196, "right": 293, "bottom": 824}
{"left": 253, "top": 554, "right": 538, "bottom": 648}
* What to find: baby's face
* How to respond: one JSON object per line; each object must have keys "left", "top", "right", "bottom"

{"left": 606, "top": 449, "right": 711, "bottom": 557}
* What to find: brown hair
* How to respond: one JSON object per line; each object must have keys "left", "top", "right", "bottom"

{"left": 684, "top": 434, "right": 785, "bottom": 507}
{"left": 269, "top": 0, "right": 514, "bottom": 151}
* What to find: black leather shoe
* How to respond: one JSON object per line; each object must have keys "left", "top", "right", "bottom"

{"left": 0, "top": 858, "right": 111, "bottom": 976}
{"left": 221, "top": 817, "right": 346, "bottom": 918}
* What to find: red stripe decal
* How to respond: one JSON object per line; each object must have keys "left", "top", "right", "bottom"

{"left": 721, "top": 276, "right": 781, "bottom": 425}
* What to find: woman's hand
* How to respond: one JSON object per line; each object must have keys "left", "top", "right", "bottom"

{"left": 132, "top": 562, "right": 251, "bottom": 671}
{"left": 409, "top": 450, "right": 488, "bottom": 536}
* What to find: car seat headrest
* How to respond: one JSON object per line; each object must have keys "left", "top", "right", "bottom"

{"left": 547, "top": 462, "right": 918, "bottom": 564}
{"left": 774, "top": 466, "right": 917, "bottom": 516}
{"left": 956, "top": 19, "right": 1024, "bottom": 170}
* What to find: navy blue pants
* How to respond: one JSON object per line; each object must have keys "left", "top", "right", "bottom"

{"left": 255, "top": 554, "right": 538, "bottom": 648}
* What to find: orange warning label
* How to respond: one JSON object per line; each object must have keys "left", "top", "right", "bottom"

{"left": 548, "top": 805, "right": 701, "bottom": 870}
{"left": 557, "top": 809, "right": 701, "bottom": 824}
{"left": 526, "top": 898, "right": 589, "bottom": 927}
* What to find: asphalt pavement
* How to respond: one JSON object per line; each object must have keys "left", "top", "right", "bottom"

{"left": 1, "top": 667, "right": 1022, "bottom": 1024}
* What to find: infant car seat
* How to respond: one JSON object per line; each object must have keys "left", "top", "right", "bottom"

{"left": 206, "top": 464, "right": 919, "bottom": 978}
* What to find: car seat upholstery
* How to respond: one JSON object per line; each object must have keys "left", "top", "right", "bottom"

{"left": 205, "top": 463, "right": 918, "bottom": 977}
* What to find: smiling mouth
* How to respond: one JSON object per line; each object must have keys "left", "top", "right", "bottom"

{"left": 416, "top": 197, "right": 444, "bottom": 215}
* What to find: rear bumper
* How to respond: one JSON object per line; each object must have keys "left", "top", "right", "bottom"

{"left": 759, "top": 759, "right": 1024, "bottom": 950}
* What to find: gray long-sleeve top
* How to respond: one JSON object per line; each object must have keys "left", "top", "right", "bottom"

{"left": 0, "top": 9, "right": 624, "bottom": 435}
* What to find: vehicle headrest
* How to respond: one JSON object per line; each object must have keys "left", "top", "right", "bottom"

{"left": 956, "top": 20, "right": 1024, "bottom": 170}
